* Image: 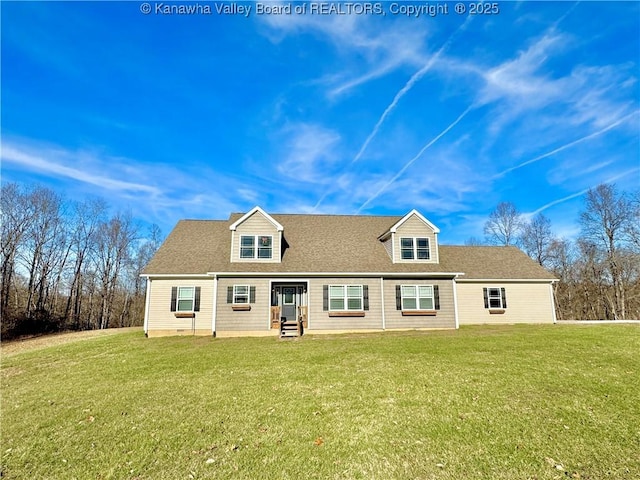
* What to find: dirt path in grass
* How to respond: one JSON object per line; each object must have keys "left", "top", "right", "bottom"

{"left": 1, "top": 327, "right": 142, "bottom": 357}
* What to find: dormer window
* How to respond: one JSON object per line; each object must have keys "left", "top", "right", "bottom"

{"left": 400, "top": 237, "right": 430, "bottom": 260}
{"left": 240, "top": 235, "right": 273, "bottom": 259}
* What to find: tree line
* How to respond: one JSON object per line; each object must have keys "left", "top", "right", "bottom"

{"left": 1, "top": 183, "right": 162, "bottom": 340}
{"left": 477, "top": 183, "right": 640, "bottom": 320}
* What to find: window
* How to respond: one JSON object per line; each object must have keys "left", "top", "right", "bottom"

{"left": 226, "top": 285, "right": 256, "bottom": 304}
{"left": 401, "top": 285, "right": 435, "bottom": 310}
{"left": 233, "top": 285, "right": 250, "bottom": 304}
{"left": 400, "top": 237, "right": 430, "bottom": 260}
{"left": 484, "top": 287, "right": 507, "bottom": 309}
{"left": 325, "top": 285, "right": 366, "bottom": 311}
{"left": 240, "top": 236, "right": 255, "bottom": 258}
{"left": 395, "top": 285, "right": 440, "bottom": 311}
{"left": 240, "top": 235, "right": 272, "bottom": 259}
{"left": 177, "top": 287, "right": 195, "bottom": 311}
{"left": 258, "top": 236, "right": 272, "bottom": 258}
{"left": 283, "top": 287, "right": 295, "bottom": 305}
{"left": 170, "top": 286, "right": 200, "bottom": 312}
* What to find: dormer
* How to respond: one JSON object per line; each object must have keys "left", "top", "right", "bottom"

{"left": 229, "top": 206, "right": 283, "bottom": 263}
{"left": 378, "top": 209, "right": 440, "bottom": 264}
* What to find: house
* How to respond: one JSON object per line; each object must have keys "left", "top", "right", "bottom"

{"left": 141, "top": 207, "right": 557, "bottom": 337}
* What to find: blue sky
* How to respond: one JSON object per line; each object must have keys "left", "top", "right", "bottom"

{"left": 2, "top": 1, "right": 639, "bottom": 244}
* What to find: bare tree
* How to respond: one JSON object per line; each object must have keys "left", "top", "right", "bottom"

{"left": 1, "top": 184, "right": 33, "bottom": 320}
{"left": 131, "top": 224, "right": 163, "bottom": 296}
{"left": 64, "top": 199, "right": 108, "bottom": 329}
{"left": 625, "top": 191, "right": 640, "bottom": 250}
{"left": 19, "top": 187, "right": 67, "bottom": 321}
{"left": 520, "top": 213, "right": 554, "bottom": 266}
{"left": 484, "top": 202, "right": 524, "bottom": 246}
{"left": 94, "top": 213, "right": 139, "bottom": 329}
{"left": 546, "top": 238, "right": 574, "bottom": 320}
{"left": 579, "top": 184, "right": 635, "bottom": 319}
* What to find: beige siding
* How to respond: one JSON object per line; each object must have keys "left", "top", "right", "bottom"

{"left": 147, "top": 278, "right": 213, "bottom": 336}
{"left": 382, "top": 237, "right": 393, "bottom": 260}
{"left": 393, "top": 215, "right": 439, "bottom": 264}
{"left": 231, "top": 211, "right": 281, "bottom": 263}
{"left": 383, "top": 278, "right": 456, "bottom": 329}
{"left": 456, "top": 282, "right": 555, "bottom": 325}
{"left": 215, "top": 278, "right": 272, "bottom": 332}
{"left": 308, "top": 278, "right": 383, "bottom": 331}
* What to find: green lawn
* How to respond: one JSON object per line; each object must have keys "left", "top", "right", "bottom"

{"left": 2, "top": 325, "right": 639, "bottom": 479}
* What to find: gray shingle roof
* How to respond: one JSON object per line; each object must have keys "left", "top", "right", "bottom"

{"left": 142, "top": 213, "right": 556, "bottom": 280}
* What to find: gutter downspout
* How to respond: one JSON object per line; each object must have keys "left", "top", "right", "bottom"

{"left": 143, "top": 277, "right": 151, "bottom": 336}
{"left": 452, "top": 275, "right": 460, "bottom": 330}
{"left": 212, "top": 274, "right": 218, "bottom": 337}
{"left": 550, "top": 281, "right": 558, "bottom": 324}
{"left": 380, "top": 277, "right": 386, "bottom": 330}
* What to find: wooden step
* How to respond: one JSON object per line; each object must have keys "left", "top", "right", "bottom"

{"left": 280, "top": 321, "right": 302, "bottom": 338}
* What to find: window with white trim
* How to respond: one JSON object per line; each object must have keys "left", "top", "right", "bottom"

{"left": 240, "top": 235, "right": 272, "bottom": 259}
{"left": 233, "top": 285, "right": 250, "bottom": 304}
{"left": 170, "top": 286, "right": 200, "bottom": 313}
{"left": 329, "top": 285, "right": 363, "bottom": 311}
{"left": 401, "top": 285, "right": 434, "bottom": 310}
{"left": 400, "top": 237, "right": 430, "bottom": 260}
{"left": 484, "top": 287, "right": 507, "bottom": 309}
{"left": 177, "top": 286, "right": 195, "bottom": 311}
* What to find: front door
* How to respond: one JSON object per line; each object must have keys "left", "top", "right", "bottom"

{"left": 281, "top": 286, "right": 297, "bottom": 322}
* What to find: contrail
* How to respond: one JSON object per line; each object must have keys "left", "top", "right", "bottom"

{"left": 493, "top": 110, "right": 639, "bottom": 180}
{"left": 356, "top": 105, "right": 473, "bottom": 213}
{"left": 529, "top": 167, "right": 639, "bottom": 216}
{"left": 350, "top": 16, "right": 473, "bottom": 166}
{"left": 312, "top": 16, "right": 473, "bottom": 211}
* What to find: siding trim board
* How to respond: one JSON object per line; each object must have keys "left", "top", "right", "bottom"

{"left": 456, "top": 278, "right": 557, "bottom": 284}
{"left": 206, "top": 272, "right": 463, "bottom": 278}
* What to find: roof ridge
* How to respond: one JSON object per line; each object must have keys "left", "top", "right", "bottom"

{"left": 269, "top": 212, "right": 403, "bottom": 218}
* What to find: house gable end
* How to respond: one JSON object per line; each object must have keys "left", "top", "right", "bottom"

{"left": 229, "top": 206, "right": 284, "bottom": 232}
{"left": 380, "top": 210, "right": 440, "bottom": 264}
{"left": 389, "top": 209, "right": 440, "bottom": 234}
{"left": 230, "top": 207, "right": 282, "bottom": 263}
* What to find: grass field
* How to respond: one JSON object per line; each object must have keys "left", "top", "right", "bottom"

{"left": 2, "top": 325, "right": 639, "bottom": 479}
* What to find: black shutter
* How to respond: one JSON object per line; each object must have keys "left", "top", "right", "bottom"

{"left": 194, "top": 287, "right": 201, "bottom": 312}
{"left": 434, "top": 285, "right": 440, "bottom": 310}
{"left": 250, "top": 286, "right": 256, "bottom": 303}
{"left": 483, "top": 288, "right": 489, "bottom": 309}
{"left": 323, "top": 285, "right": 328, "bottom": 311}
{"left": 501, "top": 288, "right": 507, "bottom": 308}
{"left": 227, "top": 286, "right": 233, "bottom": 303}
{"left": 170, "top": 287, "right": 177, "bottom": 312}
{"left": 363, "top": 285, "right": 369, "bottom": 311}
{"left": 395, "top": 285, "right": 402, "bottom": 310}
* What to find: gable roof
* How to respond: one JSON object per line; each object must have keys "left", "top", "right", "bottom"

{"left": 229, "top": 206, "right": 284, "bottom": 231}
{"left": 379, "top": 209, "right": 440, "bottom": 239}
{"left": 143, "top": 212, "right": 556, "bottom": 281}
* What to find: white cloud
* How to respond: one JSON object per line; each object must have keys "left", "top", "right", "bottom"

{"left": 275, "top": 123, "right": 341, "bottom": 183}
{"left": 1, "top": 137, "right": 244, "bottom": 227}
{"left": 259, "top": 10, "right": 429, "bottom": 97}
{"left": 479, "top": 33, "right": 567, "bottom": 107}
{"left": 1, "top": 142, "right": 160, "bottom": 195}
